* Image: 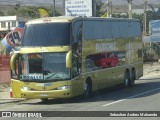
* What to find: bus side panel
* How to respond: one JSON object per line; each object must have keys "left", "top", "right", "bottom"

{"left": 11, "top": 79, "right": 21, "bottom": 98}
{"left": 136, "top": 63, "right": 143, "bottom": 79}
{"left": 71, "top": 76, "right": 84, "bottom": 97}
{"left": 116, "top": 66, "right": 126, "bottom": 84}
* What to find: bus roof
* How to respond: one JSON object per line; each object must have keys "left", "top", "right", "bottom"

{"left": 26, "top": 16, "right": 76, "bottom": 24}
{"left": 26, "top": 16, "right": 139, "bottom": 25}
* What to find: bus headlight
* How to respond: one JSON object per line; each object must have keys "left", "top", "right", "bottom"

{"left": 57, "top": 85, "right": 71, "bottom": 90}
{"left": 21, "top": 86, "right": 31, "bottom": 91}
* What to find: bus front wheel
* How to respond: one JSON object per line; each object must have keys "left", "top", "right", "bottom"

{"left": 41, "top": 98, "right": 48, "bottom": 102}
{"left": 84, "top": 80, "right": 92, "bottom": 97}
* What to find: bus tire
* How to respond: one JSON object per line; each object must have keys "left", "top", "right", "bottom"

{"left": 84, "top": 79, "right": 92, "bottom": 97}
{"left": 131, "top": 69, "right": 136, "bottom": 86}
{"left": 124, "top": 70, "right": 131, "bottom": 87}
{"left": 41, "top": 98, "right": 48, "bottom": 102}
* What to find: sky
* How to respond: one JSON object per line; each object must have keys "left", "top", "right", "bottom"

{"left": 0, "top": 0, "right": 62, "bottom": 6}
{"left": 0, "top": 0, "right": 159, "bottom": 6}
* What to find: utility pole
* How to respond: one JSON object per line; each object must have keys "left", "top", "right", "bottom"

{"left": 143, "top": 0, "right": 147, "bottom": 35}
{"left": 127, "top": 0, "right": 132, "bottom": 18}
{"left": 93, "top": 0, "right": 96, "bottom": 17}
{"left": 63, "top": 0, "right": 65, "bottom": 15}
{"left": 110, "top": 1, "right": 112, "bottom": 17}
{"left": 53, "top": 0, "right": 56, "bottom": 16}
{"left": 106, "top": 0, "right": 110, "bottom": 17}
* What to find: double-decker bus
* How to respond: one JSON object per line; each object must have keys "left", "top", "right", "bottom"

{"left": 10, "top": 16, "right": 143, "bottom": 101}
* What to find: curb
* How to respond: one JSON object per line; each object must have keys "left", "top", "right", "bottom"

{"left": 0, "top": 99, "right": 25, "bottom": 103}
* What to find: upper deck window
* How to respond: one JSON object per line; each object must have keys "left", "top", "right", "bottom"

{"left": 22, "top": 22, "right": 71, "bottom": 46}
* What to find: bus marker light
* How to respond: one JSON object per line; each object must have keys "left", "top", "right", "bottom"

{"left": 57, "top": 85, "right": 71, "bottom": 90}
{"left": 21, "top": 86, "right": 31, "bottom": 91}
{"left": 10, "top": 89, "right": 12, "bottom": 97}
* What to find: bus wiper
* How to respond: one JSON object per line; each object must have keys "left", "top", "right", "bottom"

{"left": 46, "top": 73, "right": 66, "bottom": 79}
{"left": 44, "top": 73, "right": 55, "bottom": 79}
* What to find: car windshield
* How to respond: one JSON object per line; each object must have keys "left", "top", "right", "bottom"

{"left": 22, "top": 22, "right": 71, "bottom": 46}
{"left": 19, "top": 53, "right": 70, "bottom": 82}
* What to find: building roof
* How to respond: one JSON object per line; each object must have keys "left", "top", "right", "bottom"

{"left": 0, "top": 16, "right": 29, "bottom": 21}
{"left": 27, "top": 16, "right": 139, "bottom": 25}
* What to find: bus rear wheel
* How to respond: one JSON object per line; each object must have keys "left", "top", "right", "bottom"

{"left": 131, "top": 69, "right": 136, "bottom": 86}
{"left": 124, "top": 71, "right": 131, "bottom": 87}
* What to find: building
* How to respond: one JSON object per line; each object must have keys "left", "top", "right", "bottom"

{"left": 0, "top": 16, "right": 27, "bottom": 39}
{"left": 132, "top": 8, "right": 159, "bottom": 14}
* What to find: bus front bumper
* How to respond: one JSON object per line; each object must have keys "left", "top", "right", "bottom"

{"left": 15, "top": 89, "right": 73, "bottom": 99}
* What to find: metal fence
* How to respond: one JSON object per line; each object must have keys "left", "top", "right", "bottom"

{"left": 143, "top": 42, "right": 160, "bottom": 62}
{"left": 0, "top": 55, "right": 10, "bottom": 71}
{"left": 0, "top": 55, "right": 11, "bottom": 84}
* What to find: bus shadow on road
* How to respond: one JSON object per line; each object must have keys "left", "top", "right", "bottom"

{"left": 21, "top": 80, "right": 160, "bottom": 105}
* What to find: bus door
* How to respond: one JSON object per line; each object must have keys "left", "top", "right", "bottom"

{"left": 71, "top": 20, "right": 84, "bottom": 96}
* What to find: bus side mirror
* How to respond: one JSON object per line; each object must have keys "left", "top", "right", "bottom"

{"left": 66, "top": 51, "right": 72, "bottom": 68}
{"left": 10, "top": 53, "right": 19, "bottom": 74}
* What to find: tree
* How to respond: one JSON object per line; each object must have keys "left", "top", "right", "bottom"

{"left": 38, "top": 7, "right": 61, "bottom": 17}
{"left": 18, "top": 7, "right": 39, "bottom": 18}
{"left": 143, "top": 10, "right": 160, "bottom": 34}
{"left": 7, "top": 5, "right": 62, "bottom": 18}
{"left": 7, "top": 10, "right": 16, "bottom": 16}
{"left": 0, "top": 10, "right": 4, "bottom": 16}
{"left": 96, "top": 0, "right": 104, "bottom": 17}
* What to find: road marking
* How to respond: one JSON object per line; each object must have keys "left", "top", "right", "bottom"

{"left": 102, "top": 87, "right": 160, "bottom": 107}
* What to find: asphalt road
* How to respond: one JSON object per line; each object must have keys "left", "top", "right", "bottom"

{"left": 0, "top": 71, "right": 160, "bottom": 120}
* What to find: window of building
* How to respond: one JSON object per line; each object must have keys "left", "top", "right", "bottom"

{"left": 12, "top": 22, "right": 16, "bottom": 27}
{"left": 1, "top": 22, "right": 6, "bottom": 28}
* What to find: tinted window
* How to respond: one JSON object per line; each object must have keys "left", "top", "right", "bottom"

{"left": 128, "top": 22, "right": 135, "bottom": 37}
{"left": 119, "top": 22, "right": 128, "bottom": 38}
{"left": 22, "top": 23, "right": 71, "bottom": 46}
{"left": 103, "top": 21, "right": 112, "bottom": 39}
{"left": 133, "top": 22, "right": 141, "bottom": 36}
{"left": 111, "top": 21, "right": 120, "bottom": 38}
{"left": 83, "top": 21, "right": 103, "bottom": 40}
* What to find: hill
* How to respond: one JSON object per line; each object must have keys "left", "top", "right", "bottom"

{"left": 0, "top": 0, "right": 159, "bottom": 16}
{"left": 0, "top": 0, "right": 159, "bottom": 7}
{"left": 102, "top": 0, "right": 160, "bottom": 6}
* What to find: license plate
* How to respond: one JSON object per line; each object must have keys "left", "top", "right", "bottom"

{"left": 40, "top": 93, "right": 48, "bottom": 96}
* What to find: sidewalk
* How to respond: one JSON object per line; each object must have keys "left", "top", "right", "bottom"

{"left": 0, "top": 63, "right": 160, "bottom": 103}
{"left": 143, "top": 62, "right": 160, "bottom": 74}
{"left": 0, "top": 83, "right": 25, "bottom": 103}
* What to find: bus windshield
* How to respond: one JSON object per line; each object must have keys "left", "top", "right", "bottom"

{"left": 19, "top": 53, "right": 70, "bottom": 82}
{"left": 22, "top": 23, "right": 70, "bottom": 46}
